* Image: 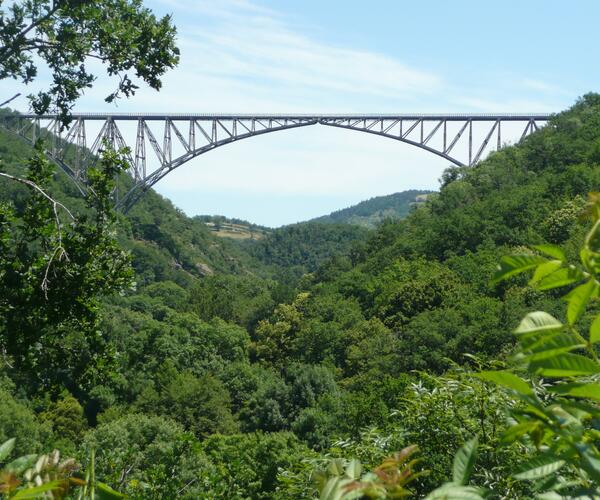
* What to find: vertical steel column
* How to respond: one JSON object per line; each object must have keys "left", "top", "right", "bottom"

{"left": 188, "top": 120, "right": 195, "bottom": 151}
{"left": 76, "top": 119, "right": 86, "bottom": 176}
{"left": 163, "top": 119, "right": 172, "bottom": 164}
{"left": 106, "top": 118, "right": 116, "bottom": 150}
{"left": 443, "top": 120, "right": 447, "bottom": 152}
{"left": 33, "top": 118, "right": 40, "bottom": 143}
{"left": 51, "top": 119, "right": 59, "bottom": 156}
{"left": 135, "top": 119, "right": 146, "bottom": 180}
{"left": 468, "top": 120, "right": 473, "bottom": 166}
{"left": 497, "top": 120, "right": 501, "bottom": 150}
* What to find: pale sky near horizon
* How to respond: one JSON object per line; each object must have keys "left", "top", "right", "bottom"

{"left": 1, "top": 0, "right": 598, "bottom": 226}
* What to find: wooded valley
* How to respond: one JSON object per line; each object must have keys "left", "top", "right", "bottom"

{"left": 1, "top": 94, "right": 600, "bottom": 498}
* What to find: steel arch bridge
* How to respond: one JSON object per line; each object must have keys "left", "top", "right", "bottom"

{"left": 0, "top": 112, "right": 551, "bottom": 210}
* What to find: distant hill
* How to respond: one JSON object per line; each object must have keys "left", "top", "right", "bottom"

{"left": 192, "top": 191, "right": 434, "bottom": 277}
{"left": 311, "top": 189, "right": 435, "bottom": 228}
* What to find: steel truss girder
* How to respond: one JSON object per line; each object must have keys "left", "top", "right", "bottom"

{"left": 0, "top": 113, "right": 551, "bottom": 210}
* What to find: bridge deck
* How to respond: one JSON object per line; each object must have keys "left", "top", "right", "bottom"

{"left": 16, "top": 113, "right": 553, "bottom": 121}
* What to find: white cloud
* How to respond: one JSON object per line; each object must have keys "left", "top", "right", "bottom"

{"left": 181, "top": 32, "right": 440, "bottom": 99}
{"left": 151, "top": 0, "right": 441, "bottom": 106}
{"left": 521, "top": 78, "right": 566, "bottom": 95}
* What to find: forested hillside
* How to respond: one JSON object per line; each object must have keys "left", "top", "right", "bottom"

{"left": 311, "top": 189, "right": 433, "bottom": 227}
{"left": 247, "top": 222, "right": 369, "bottom": 278}
{"left": 0, "top": 119, "right": 272, "bottom": 286}
{"left": 2, "top": 95, "right": 600, "bottom": 498}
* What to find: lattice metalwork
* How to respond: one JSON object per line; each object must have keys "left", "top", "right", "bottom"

{"left": 0, "top": 113, "right": 551, "bottom": 210}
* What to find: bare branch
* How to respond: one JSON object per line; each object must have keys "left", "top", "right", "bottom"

{"left": 0, "top": 171, "right": 74, "bottom": 219}
{"left": 1, "top": 347, "right": 14, "bottom": 369}
{"left": 0, "top": 93, "right": 21, "bottom": 107}
{"left": 177, "top": 479, "right": 197, "bottom": 495}
{"left": 0, "top": 171, "right": 74, "bottom": 297}
{"left": 41, "top": 244, "right": 68, "bottom": 295}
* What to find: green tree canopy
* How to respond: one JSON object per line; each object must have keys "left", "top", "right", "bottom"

{"left": 0, "top": 0, "right": 180, "bottom": 124}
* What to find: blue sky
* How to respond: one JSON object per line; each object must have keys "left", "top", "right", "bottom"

{"left": 2, "top": 0, "right": 598, "bottom": 226}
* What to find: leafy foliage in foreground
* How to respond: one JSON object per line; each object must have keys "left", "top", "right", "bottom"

{"left": 0, "top": 143, "right": 133, "bottom": 397}
{"left": 0, "top": 0, "right": 179, "bottom": 125}
{"left": 479, "top": 192, "right": 600, "bottom": 496}
{"left": 0, "top": 437, "right": 123, "bottom": 499}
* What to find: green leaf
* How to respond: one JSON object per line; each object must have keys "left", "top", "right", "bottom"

{"left": 514, "top": 311, "right": 563, "bottom": 336}
{"left": 532, "top": 473, "right": 567, "bottom": 495}
{"left": 585, "top": 218, "right": 600, "bottom": 253}
{"left": 0, "top": 438, "right": 15, "bottom": 462}
{"left": 319, "top": 476, "right": 357, "bottom": 500}
{"left": 566, "top": 279, "right": 598, "bottom": 325}
{"left": 590, "top": 315, "right": 600, "bottom": 345}
{"left": 535, "top": 491, "right": 566, "bottom": 499}
{"left": 475, "top": 371, "right": 533, "bottom": 395}
{"left": 95, "top": 482, "right": 126, "bottom": 500}
{"left": 501, "top": 421, "right": 540, "bottom": 444}
{"left": 320, "top": 476, "right": 343, "bottom": 500}
{"left": 548, "top": 382, "right": 600, "bottom": 401}
{"left": 345, "top": 459, "right": 362, "bottom": 480}
{"left": 578, "top": 447, "right": 600, "bottom": 482}
{"left": 452, "top": 437, "right": 478, "bottom": 485}
{"left": 520, "top": 331, "right": 574, "bottom": 350}
{"left": 492, "top": 254, "right": 547, "bottom": 283}
{"left": 530, "top": 353, "right": 600, "bottom": 378}
{"left": 529, "top": 260, "right": 563, "bottom": 285}
{"left": 533, "top": 244, "right": 566, "bottom": 261}
{"left": 12, "top": 480, "right": 65, "bottom": 499}
{"left": 513, "top": 455, "right": 566, "bottom": 480}
{"left": 327, "top": 459, "right": 345, "bottom": 477}
{"left": 425, "top": 483, "right": 485, "bottom": 499}
{"left": 522, "top": 333, "right": 584, "bottom": 361}
{"left": 5, "top": 454, "right": 37, "bottom": 474}
{"left": 536, "top": 266, "right": 585, "bottom": 291}
{"left": 560, "top": 399, "right": 600, "bottom": 418}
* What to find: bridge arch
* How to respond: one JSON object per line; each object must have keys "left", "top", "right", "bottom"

{"left": 0, "top": 112, "right": 551, "bottom": 210}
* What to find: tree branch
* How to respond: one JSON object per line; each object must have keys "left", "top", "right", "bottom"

{"left": 0, "top": 171, "right": 74, "bottom": 296}
{"left": 0, "top": 172, "right": 74, "bottom": 220}
{"left": 0, "top": 2, "right": 63, "bottom": 60}
{"left": 0, "top": 93, "right": 21, "bottom": 108}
